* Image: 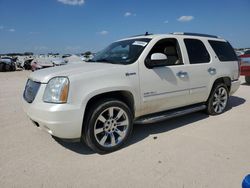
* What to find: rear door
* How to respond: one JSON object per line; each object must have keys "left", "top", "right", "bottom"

{"left": 182, "top": 38, "right": 214, "bottom": 103}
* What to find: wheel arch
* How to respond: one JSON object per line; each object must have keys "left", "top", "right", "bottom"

{"left": 212, "top": 77, "right": 231, "bottom": 92}
{"left": 207, "top": 76, "right": 231, "bottom": 102}
{"left": 82, "top": 90, "right": 135, "bottom": 133}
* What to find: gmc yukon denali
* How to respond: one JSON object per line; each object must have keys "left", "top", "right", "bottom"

{"left": 23, "top": 33, "right": 241, "bottom": 153}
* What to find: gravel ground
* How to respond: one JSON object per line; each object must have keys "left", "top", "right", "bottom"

{"left": 0, "top": 71, "right": 249, "bottom": 188}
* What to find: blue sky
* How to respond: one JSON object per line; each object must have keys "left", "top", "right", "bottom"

{"left": 0, "top": 0, "right": 249, "bottom": 54}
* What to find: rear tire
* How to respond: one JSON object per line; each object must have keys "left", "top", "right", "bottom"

{"left": 11, "top": 64, "right": 16, "bottom": 71}
{"left": 245, "top": 76, "right": 250, "bottom": 84}
{"left": 206, "top": 83, "right": 229, "bottom": 115}
{"left": 82, "top": 99, "right": 133, "bottom": 154}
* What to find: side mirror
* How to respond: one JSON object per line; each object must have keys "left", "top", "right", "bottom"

{"left": 145, "top": 53, "right": 168, "bottom": 69}
{"left": 151, "top": 53, "right": 168, "bottom": 61}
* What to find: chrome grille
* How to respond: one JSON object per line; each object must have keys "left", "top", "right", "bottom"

{"left": 23, "top": 79, "right": 41, "bottom": 103}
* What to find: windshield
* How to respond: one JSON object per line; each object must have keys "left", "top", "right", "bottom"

{"left": 90, "top": 38, "right": 151, "bottom": 65}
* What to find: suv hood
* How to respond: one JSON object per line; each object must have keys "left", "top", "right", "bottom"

{"left": 29, "top": 62, "right": 125, "bottom": 83}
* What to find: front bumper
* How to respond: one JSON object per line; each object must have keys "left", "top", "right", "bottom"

{"left": 230, "top": 79, "right": 241, "bottom": 95}
{"left": 22, "top": 84, "right": 84, "bottom": 139}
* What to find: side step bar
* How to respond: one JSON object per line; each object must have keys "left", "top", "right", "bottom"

{"left": 134, "top": 104, "right": 206, "bottom": 124}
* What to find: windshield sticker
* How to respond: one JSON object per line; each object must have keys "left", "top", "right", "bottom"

{"left": 132, "top": 41, "right": 148, "bottom": 47}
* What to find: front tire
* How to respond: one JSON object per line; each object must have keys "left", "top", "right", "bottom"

{"left": 5, "top": 64, "right": 11, "bottom": 72}
{"left": 206, "top": 83, "right": 229, "bottom": 115}
{"left": 83, "top": 99, "right": 133, "bottom": 154}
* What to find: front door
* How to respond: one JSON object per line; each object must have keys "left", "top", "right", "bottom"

{"left": 139, "top": 38, "right": 191, "bottom": 115}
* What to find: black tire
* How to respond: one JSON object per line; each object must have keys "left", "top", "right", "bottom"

{"left": 5, "top": 64, "right": 11, "bottom": 72}
{"left": 206, "top": 83, "right": 229, "bottom": 115}
{"left": 245, "top": 76, "right": 250, "bottom": 84}
{"left": 82, "top": 99, "right": 133, "bottom": 154}
{"left": 11, "top": 64, "right": 16, "bottom": 71}
{"left": 0, "top": 63, "right": 4, "bottom": 72}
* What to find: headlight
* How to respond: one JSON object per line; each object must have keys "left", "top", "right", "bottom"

{"left": 43, "top": 77, "right": 69, "bottom": 103}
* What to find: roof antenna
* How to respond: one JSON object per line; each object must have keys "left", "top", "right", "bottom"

{"left": 145, "top": 32, "right": 149, "bottom": 36}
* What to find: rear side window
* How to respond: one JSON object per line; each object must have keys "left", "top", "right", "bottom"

{"left": 184, "top": 39, "right": 210, "bottom": 64}
{"left": 208, "top": 40, "right": 238, "bottom": 61}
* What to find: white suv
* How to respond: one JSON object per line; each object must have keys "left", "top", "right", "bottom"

{"left": 23, "top": 33, "right": 241, "bottom": 153}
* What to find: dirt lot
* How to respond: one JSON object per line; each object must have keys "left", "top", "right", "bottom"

{"left": 0, "top": 71, "right": 249, "bottom": 188}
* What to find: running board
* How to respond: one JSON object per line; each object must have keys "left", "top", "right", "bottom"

{"left": 134, "top": 104, "right": 206, "bottom": 124}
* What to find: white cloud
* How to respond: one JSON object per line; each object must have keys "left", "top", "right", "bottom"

{"left": 164, "top": 20, "right": 169, "bottom": 24}
{"left": 177, "top": 16, "right": 194, "bottom": 22}
{"left": 0, "top": 26, "right": 15, "bottom": 32}
{"left": 8, "top": 29, "right": 15, "bottom": 32}
{"left": 124, "top": 12, "right": 136, "bottom": 17}
{"left": 98, "top": 30, "right": 109, "bottom": 35}
{"left": 124, "top": 12, "right": 132, "bottom": 17}
{"left": 57, "top": 0, "right": 84, "bottom": 6}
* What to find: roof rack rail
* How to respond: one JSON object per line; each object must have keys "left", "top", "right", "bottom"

{"left": 129, "top": 32, "right": 153, "bottom": 38}
{"left": 172, "top": 32, "right": 218, "bottom": 38}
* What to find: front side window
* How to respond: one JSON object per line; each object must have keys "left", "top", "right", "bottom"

{"left": 90, "top": 38, "right": 151, "bottom": 65}
{"left": 145, "top": 38, "right": 183, "bottom": 67}
{"left": 184, "top": 39, "right": 210, "bottom": 64}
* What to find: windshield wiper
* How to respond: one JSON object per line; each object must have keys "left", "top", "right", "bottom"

{"left": 93, "top": 58, "right": 117, "bottom": 64}
{"left": 86, "top": 59, "right": 109, "bottom": 63}
{"left": 87, "top": 58, "right": 120, "bottom": 64}
{"left": 95, "top": 58, "right": 110, "bottom": 62}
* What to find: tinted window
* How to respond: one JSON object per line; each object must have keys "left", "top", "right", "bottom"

{"left": 184, "top": 39, "right": 210, "bottom": 64}
{"left": 208, "top": 40, "right": 238, "bottom": 61}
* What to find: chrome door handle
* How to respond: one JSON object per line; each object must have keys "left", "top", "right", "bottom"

{"left": 177, "top": 71, "right": 188, "bottom": 78}
{"left": 208, "top": 67, "right": 216, "bottom": 75}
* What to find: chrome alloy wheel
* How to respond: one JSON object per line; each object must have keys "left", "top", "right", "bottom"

{"left": 94, "top": 107, "right": 129, "bottom": 148}
{"left": 212, "top": 87, "right": 228, "bottom": 114}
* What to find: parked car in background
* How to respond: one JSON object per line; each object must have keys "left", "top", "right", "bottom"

{"left": 16, "top": 56, "right": 29, "bottom": 69}
{"left": 31, "top": 56, "right": 67, "bottom": 71}
{"left": 51, "top": 58, "right": 67, "bottom": 66}
{"left": 63, "top": 54, "right": 85, "bottom": 65}
{"left": 240, "top": 53, "right": 250, "bottom": 84}
{"left": 244, "top": 50, "right": 250, "bottom": 55}
{"left": 23, "top": 58, "right": 34, "bottom": 70}
{"left": 0, "top": 57, "right": 16, "bottom": 72}
{"left": 15, "top": 57, "right": 23, "bottom": 68}
{"left": 235, "top": 50, "right": 244, "bottom": 57}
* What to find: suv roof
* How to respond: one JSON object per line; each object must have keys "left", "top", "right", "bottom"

{"left": 121, "top": 32, "right": 226, "bottom": 42}
{"left": 171, "top": 32, "right": 219, "bottom": 38}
